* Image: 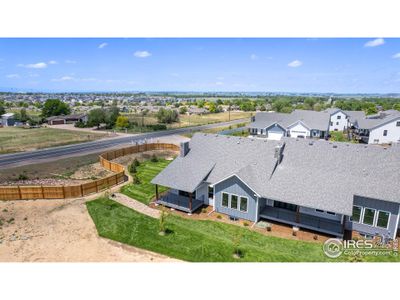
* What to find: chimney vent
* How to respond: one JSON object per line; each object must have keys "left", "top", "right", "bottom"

{"left": 274, "top": 143, "right": 285, "bottom": 163}
{"left": 180, "top": 141, "right": 190, "bottom": 157}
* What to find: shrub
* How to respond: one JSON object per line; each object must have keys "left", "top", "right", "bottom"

{"left": 159, "top": 209, "right": 168, "bottom": 236}
{"left": 313, "top": 235, "right": 318, "bottom": 240}
{"left": 150, "top": 154, "right": 159, "bottom": 162}
{"left": 243, "top": 222, "right": 249, "bottom": 227}
{"left": 133, "top": 158, "right": 140, "bottom": 167}
{"left": 216, "top": 214, "right": 222, "bottom": 219}
{"left": 18, "top": 174, "right": 28, "bottom": 180}
{"left": 132, "top": 174, "right": 141, "bottom": 184}
{"left": 201, "top": 208, "right": 207, "bottom": 214}
{"left": 7, "top": 218, "right": 14, "bottom": 224}
{"left": 128, "top": 163, "right": 137, "bottom": 174}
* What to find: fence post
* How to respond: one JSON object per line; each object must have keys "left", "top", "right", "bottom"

{"left": 41, "top": 185, "right": 44, "bottom": 199}
{"left": 18, "top": 185, "right": 22, "bottom": 200}
{"left": 62, "top": 186, "right": 66, "bottom": 198}
{"left": 80, "top": 184, "right": 84, "bottom": 197}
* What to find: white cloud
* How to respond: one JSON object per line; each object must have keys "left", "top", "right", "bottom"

{"left": 364, "top": 38, "right": 385, "bottom": 47}
{"left": 18, "top": 62, "right": 47, "bottom": 69}
{"left": 134, "top": 50, "right": 152, "bottom": 58}
{"left": 250, "top": 54, "right": 258, "bottom": 60}
{"left": 48, "top": 60, "right": 58, "bottom": 65}
{"left": 98, "top": 42, "right": 108, "bottom": 49}
{"left": 65, "top": 60, "right": 77, "bottom": 64}
{"left": 288, "top": 60, "right": 303, "bottom": 67}
{"left": 392, "top": 53, "right": 400, "bottom": 59}
{"left": 215, "top": 81, "right": 224, "bottom": 86}
{"left": 51, "top": 76, "right": 74, "bottom": 82}
{"left": 6, "top": 74, "right": 20, "bottom": 79}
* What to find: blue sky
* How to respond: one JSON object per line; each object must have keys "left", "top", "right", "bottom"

{"left": 0, "top": 38, "right": 400, "bottom": 93}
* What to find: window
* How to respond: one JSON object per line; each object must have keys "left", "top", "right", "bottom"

{"left": 351, "top": 206, "right": 362, "bottom": 223}
{"left": 240, "top": 197, "right": 248, "bottom": 212}
{"left": 330, "top": 122, "right": 333, "bottom": 126}
{"left": 397, "top": 121, "right": 400, "bottom": 127}
{"left": 362, "top": 208, "right": 376, "bottom": 226}
{"left": 208, "top": 186, "right": 213, "bottom": 198}
{"left": 222, "top": 193, "right": 229, "bottom": 207}
{"left": 316, "top": 209, "right": 324, "bottom": 213}
{"left": 327, "top": 211, "right": 336, "bottom": 215}
{"left": 179, "top": 190, "right": 191, "bottom": 197}
{"left": 337, "top": 115, "right": 341, "bottom": 119}
{"left": 383, "top": 130, "right": 388, "bottom": 136}
{"left": 274, "top": 201, "right": 297, "bottom": 212}
{"left": 230, "top": 195, "right": 238, "bottom": 209}
{"left": 373, "top": 139, "right": 379, "bottom": 143}
{"left": 336, "top": 122, "right": 339, "bottom": 125}
{"left": 376, "top": 210, "right": 390, "bottom": 229}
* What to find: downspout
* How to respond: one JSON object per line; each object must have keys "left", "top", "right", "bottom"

{"left": 251, "top": 196, "right": 259, "bottom": 228}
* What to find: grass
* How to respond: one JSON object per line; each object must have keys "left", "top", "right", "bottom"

{"left": 0, "top": 127, "right": 107, "bottom": 154}
{"left": 120, "top": 159, "right": 171, "bottom": 204}
{"left": 86, "top": 198, "right": 335, "bottom": 262}
{"left": 87, "top": 198, "right": 400, "bottom": 262}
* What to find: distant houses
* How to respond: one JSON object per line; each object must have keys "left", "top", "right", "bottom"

{"left": 249, "top": 108, "right": 400, "bottom": 144}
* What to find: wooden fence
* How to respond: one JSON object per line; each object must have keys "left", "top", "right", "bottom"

{"left": 0, "top": 142, "right": 179, "bottom": 200}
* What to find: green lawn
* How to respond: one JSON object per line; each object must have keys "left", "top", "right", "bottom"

{"left": 120, "top": 159, "right": 171, "bottom": 204}
{"left": 87, "top": 198, "right": 341, "bottom": 262}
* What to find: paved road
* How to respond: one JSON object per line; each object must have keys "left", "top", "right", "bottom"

{"left": 0, "top": 118, "right": 247, "bottom": 168}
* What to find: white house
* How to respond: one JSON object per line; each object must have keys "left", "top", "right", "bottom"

{"left": 325, "top": 108, "right": 349, "bottom": 131}
{"left": 354, "top": 114, "right": 400, "bottom": 144}
{"left": 1, "top": 113, "right": 15, "bottom": 127}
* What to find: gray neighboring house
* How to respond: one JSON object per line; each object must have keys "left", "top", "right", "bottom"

{"left": 152, "top": 133, "right": 400, "bottom": 239}
{"left": 1, "top": 113, "right": 16, "bottom": 127}
{"left": 46, "top": 114, "right": 88, "bottom": 125}
{"left": 248, "top": 110, "right": 330, "bottom": 140}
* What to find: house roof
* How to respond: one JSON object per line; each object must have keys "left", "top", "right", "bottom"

{"left": 1, "top": 113, "right": 14, "bottom": 118}
{"left": 152, "top": 133, "right": 400, "bottom": 216}
{"left": 249, "top": 110, "right": 330, "bottom": 131}
{"left": 356, "top": 113, "right": 400, "bottom": 130}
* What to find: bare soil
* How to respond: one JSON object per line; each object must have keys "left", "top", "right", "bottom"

{"left": 0, "top": 194, "right": 177, "bottom": 262}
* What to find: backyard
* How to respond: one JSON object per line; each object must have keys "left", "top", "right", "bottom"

{"left": 120, "top": 159, "right": 171, "bottom": 204}
{"left": 0, "top": 127, "right": 107, "bottom": 154}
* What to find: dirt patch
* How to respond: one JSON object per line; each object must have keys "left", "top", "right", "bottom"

{"left": 0, "top": 196, "right": 178, "bottom": 262}
{"left": 113, "top": 150, "right": 178, "bottom": 167}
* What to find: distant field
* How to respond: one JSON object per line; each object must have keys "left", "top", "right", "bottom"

{"left": 0, "top": 127, "right": 107, "bottom": 154}
{"left": 122, "top": 111, "right": 253, "bottom": 132}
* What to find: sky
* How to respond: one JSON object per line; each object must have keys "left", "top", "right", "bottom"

{"left": 0, "top": 38, "right": 400, "bottom": 93}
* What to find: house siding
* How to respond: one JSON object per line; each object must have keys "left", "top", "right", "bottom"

{"left": 214, "top": 176, "right": 258, "bottom": 222}
{"left": 346, "top": 196, "right": 400, "bottom": 239}
{"left": 368, "top": 119, "right": 400, "bottom": 144}
{"left": 287, "top": 122, "right": 310, "bottom": 138}
{"left": 265, "top": 124, "right": 285, "bottom": 140}
{"left": 329, "top": 111, "right": 348, "bottom": 132}
{"left": 195, "top": 182, "right": 209, "bottom": 204}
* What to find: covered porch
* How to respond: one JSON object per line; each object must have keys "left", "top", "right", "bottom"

{"left": 154, "top": 185, "right": 204, "bottom": 213}
{"left": 259, "top": 206, "right": 344, "bottom": 237}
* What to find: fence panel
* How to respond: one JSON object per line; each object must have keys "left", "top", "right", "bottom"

{"left": 19, "top": 186, "right": 44, "bottom": 200}
{"left": 42, "top": 186, "right": 64, "bottom": 199}
{"left": 0, "top": 186, "right": 21, "bottom": 200}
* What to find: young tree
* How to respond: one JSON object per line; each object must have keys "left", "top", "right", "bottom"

{"left": 41, "top": 99, "right": 71, "bottom": 117}
{"left": 19, "top": 108, "right": 28, "bottom": 122}
{"left": 179, "top": 106, "right": 188, "bottom": 114}
{"left": 106, "top": 106, "right": 120, "bottom": 128}
{"left": 0, "top": 105, "right": 5, "bottom": 116}
{"left": 116, "top": 115, "right": 129, "bottom": 128}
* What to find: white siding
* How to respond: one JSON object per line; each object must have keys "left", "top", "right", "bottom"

{"left": 329, "top": 111, "right": 348, "bottom": 132}
{"left": 288, "top": 122, "right": 310, "bottom": 138}
{"left": 368, "top": 118, "right": 400, "bottom": 144}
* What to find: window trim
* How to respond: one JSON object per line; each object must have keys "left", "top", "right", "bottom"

{"left": 351, "top": 205, "right": 362, "bottom": 223}
{"left": 376, "top": 210, "right": 391, "bottom": 230}
{"left": 221, "top": 192, "right": 229, "bottom": 208}
{"left": 239, "top": 196, "right": 248, "bottom": 213}
{"left": 362, "top": 207, "right": 377, "bottom": 227}
{"left": 230, "top": 193, "right": 239, "bottom": 210}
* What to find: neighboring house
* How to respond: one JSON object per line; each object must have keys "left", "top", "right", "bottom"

{"left": 325, "top": 108, "right": 349, "bottom": 131}
{"left": 352, "top": 113, "right": 400, "bottom": 144}
{"left": 248, "top": 110, "right": 330, "bottom": 140}
{"left": 46, "top": 114, "right": 88, "bottom": 125}
{"left": 152, "top": 133, "right": 400, "bottom": 239}
{"left": 188, "top": 106, "right": 209, "bottom": 115}
{"left": 1, "top": 113, "right": 16, "bottom": 127}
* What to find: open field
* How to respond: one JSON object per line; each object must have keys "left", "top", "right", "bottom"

{"left": 121, "top": 159, "right": 172, "bottom": 204}
{"left": 0, "top": 127, "right": 107, "bottom": 154}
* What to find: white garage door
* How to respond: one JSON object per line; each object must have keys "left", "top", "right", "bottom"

{"left": 268, "top": 131, "right": 284, "bottom": 140}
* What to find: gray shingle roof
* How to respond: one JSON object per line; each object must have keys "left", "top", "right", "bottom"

{"left": 152, "top": 133, "right": 400, "bottom": 216}
{"left": 249, "top": 110, "right": 330, "bottom": 131}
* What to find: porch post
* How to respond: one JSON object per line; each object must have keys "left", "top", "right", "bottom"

{"left": 189, "top": 192, "right": 192, "bottom": 211}
{"left": 295, "top": 206, "right": 300, "bottom": 223}
{"left": 155, "top": 184, "right": 159, "bottom": 201}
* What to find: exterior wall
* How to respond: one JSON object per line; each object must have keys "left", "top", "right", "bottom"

{"left": 368, "top": 119, "right": 400, "bottom": 144}
{"left": 1, "top": 117, "right": 15, "bottom": 127}
{"left": 346, "top": 196, "right": 400, "bottom": 239}
{"left": 214, "top": 175, "right": 258, "bottom": 222}
{"left": 329, "top": 111, "right": 348, "bottom": 132}
{"left": 287, "top": 122, "right": 310, "bottom": 138}
{"left": 195, "top": 182, "right": 209, "bottom": 204}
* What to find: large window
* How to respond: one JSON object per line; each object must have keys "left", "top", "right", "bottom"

{"left": 397, "top": 121, "right": 400, "bottom": 127}
{"left": 351, "top": 206, "right": 362, "bottom": 223}
{"left": 208, "top": 186, "right": 214, "bottom": 198}
{"left": 376, "top": 210, "right": 390, "bottom": 229}
{"left": 230, "top": 195, "right": 238, "bottom": 209}
{"left": 240, "top": 197, "right": 248, "bottom": 212}
{"left": 337, "top": 115, "right": 341, "bottom": 119}
{"left": 383, "top": 130, "right": 388, "bottom": 136}
{"left": 362, "top": 208, "right": 376, "bottom": 226}
{"left": 222, "top": 193, "right": 229, "bottom": 207}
